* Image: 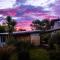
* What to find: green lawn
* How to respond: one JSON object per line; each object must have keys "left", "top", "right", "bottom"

{"left": 11, "top": 48, "right": 49, "bottom": 60}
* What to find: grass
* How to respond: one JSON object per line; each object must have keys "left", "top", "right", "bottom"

{"left": 10, "top": 47, "right": 49, "bottom": 60}
{"left": 10, "top": 53, "right": 17, "bottom": 60}
{"left": 30, "top": 48, "right": 49, "bottom": 60}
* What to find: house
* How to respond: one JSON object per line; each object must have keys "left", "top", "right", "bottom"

{"left": 51, "top": 19, "right": 60, "bottom": 29}
{"left": 0, "top": 28, "right": 60, "bottom": 47}
{"left": 0, "top": 30, "right": 41, "bottom": 47}
{"left": 53, "top": 21, "right": 60, "bottom": 29}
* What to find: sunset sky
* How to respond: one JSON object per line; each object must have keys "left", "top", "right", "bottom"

{"left": 0, "top": 0, "right": 60, "bottom": 30}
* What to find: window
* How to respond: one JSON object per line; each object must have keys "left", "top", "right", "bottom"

{"left": 0, "top": 36, "right": 6, "bottom": 47}
{"left": 1, "top": 36, "right": 5, "bottom": 42}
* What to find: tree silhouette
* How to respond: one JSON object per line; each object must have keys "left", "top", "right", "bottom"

{"left": 31, "top": 19, "right": 51, "bottom": 30}
{"left": 42, "top": 19, "right": 51, "bottom": 30}
{"left": 31, "top": 19, "right": 42, "bottom": 30}
{"left": 6, "top": 16, "right": 16, "bottom": 33}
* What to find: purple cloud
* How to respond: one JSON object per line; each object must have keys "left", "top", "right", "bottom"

{"left": 52, "top": 0, "right": 60, "bottom": 17}
{"left": 0, "top": 0, "right": 60, "bottom": 21}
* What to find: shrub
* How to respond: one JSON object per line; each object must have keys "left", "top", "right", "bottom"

{"left": 0, "top": 45, "right": 16, "bottom": 60}
{"left": 48, "top": 31, "right": 60, "bottom": 60}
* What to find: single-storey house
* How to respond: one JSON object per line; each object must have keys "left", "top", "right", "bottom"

{"left": 0, "top": 28, "right": 60, "bottom": 47}
{"left": 0, "top": 30, "right": 41, "bottom": 47}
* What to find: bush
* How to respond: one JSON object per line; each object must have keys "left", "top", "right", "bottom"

{"left": 0, "top": 45, "right": 16, "bottom": 60}
{"left": 10, "top": 41, "right": 31, "bottom": 60}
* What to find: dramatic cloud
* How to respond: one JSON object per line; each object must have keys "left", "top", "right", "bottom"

{"left": 0, "top": 0, "right": 60, "bottom": 30}
{"left": 0, "top": 0, "right": 58, "bottom": 18}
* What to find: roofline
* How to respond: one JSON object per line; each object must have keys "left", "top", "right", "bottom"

{"left": 0, "top": 28, "right": 60, "bottom": 35}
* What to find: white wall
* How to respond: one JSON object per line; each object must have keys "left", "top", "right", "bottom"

{"left": 30, "top": 33, "right": 40, "bottom": 46}
{"left": 54, "top": 21, "right": 60, "bottom": 29}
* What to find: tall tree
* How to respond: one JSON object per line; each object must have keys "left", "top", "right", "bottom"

{"left": 6, "top": 16, "right": 16, "bottom": 33}
{"left": 6, "top": 16, "right": 16, "bottom": 45}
